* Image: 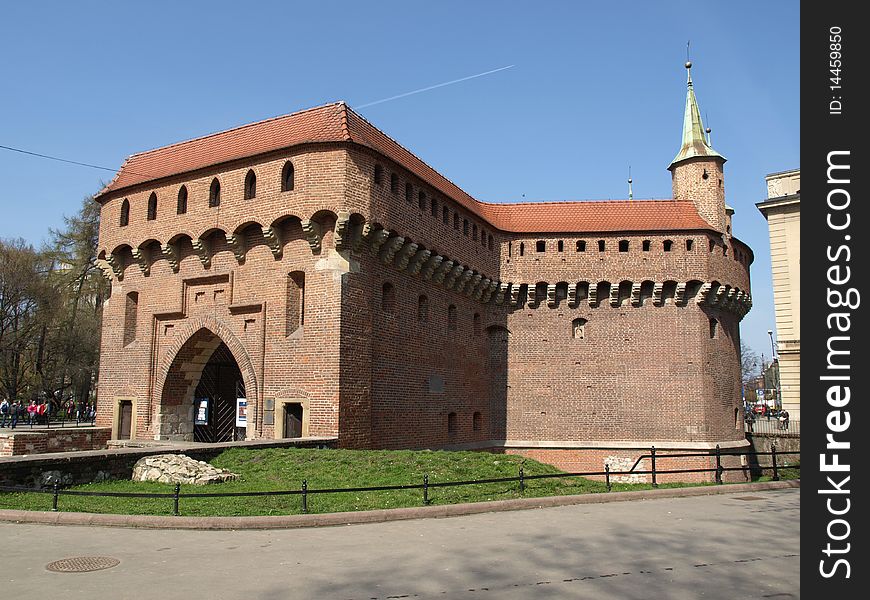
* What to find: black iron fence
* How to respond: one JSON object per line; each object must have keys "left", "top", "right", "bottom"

{"left": 0, "top": 445, "right": 799, "bottom": 517}
{"left": 745, "top": 417, "right": 800, "bottom": 436}
{"left": 1, "top": 412, "right": 97, "bottom": 430}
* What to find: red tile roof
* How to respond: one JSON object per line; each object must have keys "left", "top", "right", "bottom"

{"left": 96, "top": 102, "right": 713, "bottom": 234}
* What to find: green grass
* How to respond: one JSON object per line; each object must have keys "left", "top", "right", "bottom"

{"left": 0, "top": 448, "right": 793, "bottom": 517}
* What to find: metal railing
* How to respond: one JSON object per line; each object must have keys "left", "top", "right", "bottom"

{"left": 0, "top": 445, "right": 799, "bottom": 517}
{"left": 745, "top": 418, "right": 799, "bottom": 436}
{"left": 1, "top": 413, "right": 98, "bottom": 430}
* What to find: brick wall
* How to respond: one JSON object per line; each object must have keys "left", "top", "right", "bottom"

{"left": 94, "top": 139, "right": 752, "bottom": 477}
{"left": 0, "top": 428, "right": 112, "bottom": 457}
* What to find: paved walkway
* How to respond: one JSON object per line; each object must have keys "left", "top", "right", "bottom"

{"left": 1, "top": 488, "right": 799, "bottom": 599}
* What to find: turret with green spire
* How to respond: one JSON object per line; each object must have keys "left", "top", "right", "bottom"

{"left": 669, "top": 62, "right": 725, "bottom": 168}
{"left": 668, "top": 61, "right": 728, "bottom": 234}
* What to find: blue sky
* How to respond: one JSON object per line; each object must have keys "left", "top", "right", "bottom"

{"left": 0, "top": 1, "right": 799, "bottom": 359}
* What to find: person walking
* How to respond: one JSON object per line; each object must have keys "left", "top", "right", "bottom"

{"left": 744, "top": 408, "right": 755, "bottom": 434}
{"left": 26, "top": 400, "right": 38, "bottom": 426}
{"left": 0, "top": 398, "right": 9, "bottom": 428}
{"left": 10, "top": 400, "right": 21, "bottom": 429}
{"left": 779, "top": 410, "right": 790, "bottom": 431}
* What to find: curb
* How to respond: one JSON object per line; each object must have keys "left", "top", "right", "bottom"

{"left": 0, "top": 480, "right": 799, "bottom": 530}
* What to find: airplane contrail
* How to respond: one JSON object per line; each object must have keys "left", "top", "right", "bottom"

{"left": 355, "top": 65, "right": 515, "bottom": 109}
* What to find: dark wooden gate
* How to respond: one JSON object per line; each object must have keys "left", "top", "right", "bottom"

{"left": 193, "top": 342, "right": 245, "bottom": 443}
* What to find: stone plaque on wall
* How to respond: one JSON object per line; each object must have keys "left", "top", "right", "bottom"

{"left": 263, "top": 411, "right": 274, "bottom": 426}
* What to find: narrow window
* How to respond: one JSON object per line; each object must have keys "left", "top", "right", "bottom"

{"left": 442, "top": 206, "right": 449, "bottom": 224}
{"left": 381, "top": 282, "right": 396, "bottom": 314}
{"left": 576, "top": 240, "right": 586, "bottom": 252}
{"left": 473, "top": 411, "right": 482, "bottom": 431}
{"left": 448, "top": 304, "right": 457, "bottom": 330}
{"left": 286, "top": 271, "right": 305, "bottom": 335}
{"left": 120, "top": 198, "right": 130, "bottom": 227}
{"left": 453, "top": 213, "right": 460, "bottom": 230}
{"left": 417, "top": 295, "right": 429, "bottom": 322}
{"left": 123, "top": 291, "right": 138, "bottom": 346}
{"left": 663, "top": 240, "right": 673, "bottom": 252}
{"left": 481, "top": 229, "right": 487, "bottom": 247}
{"left": 390, "top": 173, "right": 399, "bottom": 193}
{"left": 463, "top": 219, "right": 469, "bottom": 236}
{"left": 709, "top": 317, "right": 718, "bottom": 339}
{"left": 598, "top": 240, "right": 605, "bottom": 252}
{"left": 519, "top": 242, "right": 525, "bottom": 256}
{"left": 418, "top": 190, "right": 426, "bottom": 211}
{"left": 557, "top": 240, "right": 564, "bottom": 252}
{"left": 619, "top": 240, "right": 629, "bottom": 252}
{"left": 209, "top": 178, "right": 221, "bottom": 207}
{"left": 472, "top": 224, "right": 478, "bottom": 241}
{"left": 430, "top": 197, "right": 438, "bottom": 217}
{"left": 281, "top": 161, "right": 295, "bottom": 191}
{"left": 508, "top": 241, "right": 512, "bottom": 257}
{"left": 686, "top": 239, "right": 694, "bottom": 251}
{"left": 448, "top": 412, "right": 457, "bottom": 434}
{"left": 147, "top": 192, "right": 157, "bottom": 221}
{"left": 572, "top": 317, "right": 587, "bottom": 340}
{"left": 536, "top": 240, "right": 546, "bottom": 253}
{"left": 642, "top": 240, "right": 651, "bottom": 252}
{"left": 374, "top": 164, "right": 383, "bottom": 185}
{"left": 488, "top": 235, "right": 494, "bottom": 251}
{"left": 405, "top": 182, "right": 413, "bottom": 203}
{"left": 473, "top": 313, "right": 481, "bottom": 336}
{"left": 177, "top": 186, "right": 188, "bottom": 215}
{"left": 242, "top": 170, "right": 256, "bottom": 199}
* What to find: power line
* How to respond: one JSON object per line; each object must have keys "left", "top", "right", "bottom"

{"left": 355, "top": 65, "right": 515, "bottom": 109}
{"left": 0, "top": 144, "right": 125, "bottom": 175}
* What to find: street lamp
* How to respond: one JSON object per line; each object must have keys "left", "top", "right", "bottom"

{"left": 767, "top": 329, "right": 776, "bottom": 361}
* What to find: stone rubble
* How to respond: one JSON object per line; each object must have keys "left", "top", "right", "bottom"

{"left": 131, "top": 454, "right": 238, "bottom": 485}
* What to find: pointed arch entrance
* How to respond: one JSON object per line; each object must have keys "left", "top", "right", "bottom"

{"left": 154, "top": 320, "right": 258, "bottom": 442}
{"left": 192, "top": 341, "right": 245, "bottom": 442}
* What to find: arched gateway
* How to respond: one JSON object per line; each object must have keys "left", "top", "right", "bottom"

{"left": 155, "top": 322, "right": 258, "bottom": 442}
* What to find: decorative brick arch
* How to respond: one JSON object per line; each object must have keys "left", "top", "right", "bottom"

{"left": 152, "top": 316, "right": 259, "bottom": 437}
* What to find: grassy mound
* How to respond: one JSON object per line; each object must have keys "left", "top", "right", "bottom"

{"left": 0, "top": 447, "right": 784, "bottom": 517}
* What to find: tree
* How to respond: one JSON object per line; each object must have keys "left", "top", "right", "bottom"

{"left": 39, "top": 195, "right": 107, "bottom": 407}
{"left": 0, "top": 194, "right": 106, "bottom": 412}
{"left": 740, "top": 341, "right": 761, "bottom": 403}
{"left": 0, "top": 238, "right": 54, "bottom": 401}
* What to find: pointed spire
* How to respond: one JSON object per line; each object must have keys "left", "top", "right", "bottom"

{"left": 668, "top": 61, "right": 724, "bottom": 170}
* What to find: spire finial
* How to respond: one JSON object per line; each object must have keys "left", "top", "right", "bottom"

{"left": 686, "top": 41, "right": 693, "bottom": 85}
{"left": 668, "top": 54, "right": 725, "bottom": 170}
{"left": 628, "top": 166, "right": 633, "bottom": 200}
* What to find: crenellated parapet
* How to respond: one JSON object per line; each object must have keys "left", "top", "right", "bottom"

{"left": 503, "top": 278, "right": 751, "bottom": 318}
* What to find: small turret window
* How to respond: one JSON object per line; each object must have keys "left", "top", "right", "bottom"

{"left": 619, "top": 240, "right": 629, "bottom": 252}
{"left": 642, "top": 240, "right": 651, "bottom": 252}
{"left": 663, "top": 240, "right": 673, "bottom": 252}
{"left": 536, "top": 240, "right": 546, "bottom": 253}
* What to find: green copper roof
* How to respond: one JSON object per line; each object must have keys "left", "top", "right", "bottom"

{"left": 668, "top": 63, "right": 725, "bottom": 170}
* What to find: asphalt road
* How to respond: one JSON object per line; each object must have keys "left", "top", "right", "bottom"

{"left": 0, "top": 488, "right": 799, "bottom": 599}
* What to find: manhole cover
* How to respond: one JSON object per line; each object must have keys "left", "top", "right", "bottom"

{"left": 733, "top": 496, "right": 765, "bottom": 501}
{"left": 46, "top": 556, "right": 120, "bottom": 573}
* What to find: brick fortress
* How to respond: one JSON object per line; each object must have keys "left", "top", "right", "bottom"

{"left": 94, "top": 63, "right": 753, "bottom": 480}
